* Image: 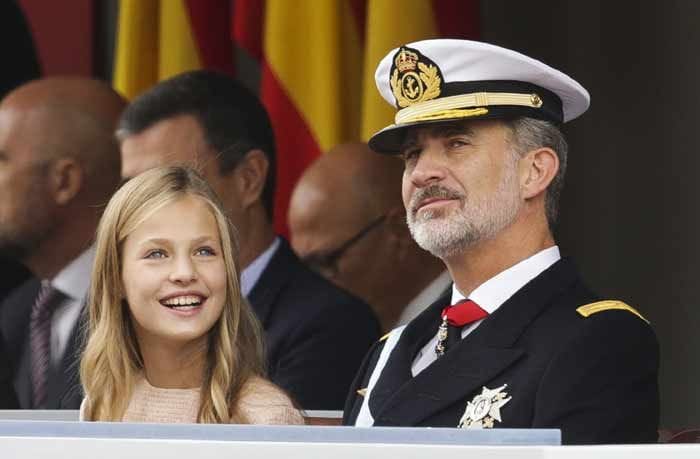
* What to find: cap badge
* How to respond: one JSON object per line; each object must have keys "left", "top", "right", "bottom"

{"left": 458, "top": 384, "right": 512, "bottom": 429}
{"left": 390, "top": 46, "right": 443, "bottom": 108}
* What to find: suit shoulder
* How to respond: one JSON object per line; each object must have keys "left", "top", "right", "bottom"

{"left": 573, "top": 299, "right": 655, "bottom": 338}
{"left": 576, "top": 300, "right": 649, "bottom": 323}
{"left": 286, "top": 257, "right": 376, "bottom": 317}
{"left": 562, "top": 299, "right": 658, "bottom": 357}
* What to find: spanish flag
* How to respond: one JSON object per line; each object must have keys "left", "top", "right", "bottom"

{"left": 114, "top": 0, "right": 479, "bottom": 235}
{"left": 241, "top": 0, "right": 479, "bottom": 234}
{"left": 113, "top": 0, "right": 234, "bottom": 100}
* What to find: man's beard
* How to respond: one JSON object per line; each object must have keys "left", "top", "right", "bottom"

{"left": 406, "top": 158, "right": 521, "bottom": 259}
{"left": 0, "top": 196, "right": 55, "bottom": 262}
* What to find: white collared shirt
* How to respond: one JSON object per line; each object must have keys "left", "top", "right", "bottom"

{"left": 411, "top": 246, "right": 561, "bottom": 376}
{"left": 396, "top": 271, "right": 452, "bottom": 327}
{"left": 240, "top": 237, "right": 280, "bottom": 297}
{"left": 50, "top": 246, "right": 95, "bottom": 367}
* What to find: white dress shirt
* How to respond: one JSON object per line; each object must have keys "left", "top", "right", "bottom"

{"left": 411, "top": 246, "right": 561, "bottom": 376}
{"left": 240, "top": 237, "right": 280, "bottom": 297}
{"left": 50, "top": 246, "right": 95, "bottom": 368}
{"left": 396, "top": 271, "right": 452, "bottom": 326}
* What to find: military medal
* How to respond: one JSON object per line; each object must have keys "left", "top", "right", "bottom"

{"left": 435, "top": 299, "right": 488, "bottom": 358}
{"left": 458, "top": 384, "right": 512, "bottom": 429}
{"left": 435, "top": 315, "right": 449, "bottom": 357}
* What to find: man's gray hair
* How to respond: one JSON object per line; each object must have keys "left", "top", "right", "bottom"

{"left": 504, "top": 117, "right": 568, "bottom": 226}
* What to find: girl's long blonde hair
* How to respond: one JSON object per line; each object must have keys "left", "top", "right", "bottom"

{"left": 80, "top": 166, "right": 265, "bottom": 422}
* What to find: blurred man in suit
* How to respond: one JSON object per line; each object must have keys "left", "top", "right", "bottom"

{"left": 289, "top": 142, "right": 448, "bottom": 332}
{"left": 0, "top": 77, "right": 125, "bottom": 408}
{"left": 117, "top": 70, "right": 380, "bottom": 409}
{"left": 0, "top": 0, "right": 40, "bottom": 303}
{"left": 0, "top": 336, "right": 18, "bottom": 408}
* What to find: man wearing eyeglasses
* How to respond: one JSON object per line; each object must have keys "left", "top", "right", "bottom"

{"left": 289, "top": 142, "right": 449, "bottom": 332}
{"left": 343, "top": 40, "right": 659, "bottom": 444}
{"left": 117, "top": 71, "right": 380, "bottom": 410}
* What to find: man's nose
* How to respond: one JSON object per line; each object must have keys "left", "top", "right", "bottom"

{"left": 408, "top": 145, "right": 447, "bottom": 188}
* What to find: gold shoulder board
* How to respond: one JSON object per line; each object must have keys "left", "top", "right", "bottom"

{"left": 576, "top": 300, "right": 649, "bottom": 323}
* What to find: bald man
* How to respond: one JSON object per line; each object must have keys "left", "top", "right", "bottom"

{"left": 289, "top": 143, "right": 448, "bottom": 332}
{"left": 0, "top": 77, "right": 125, "bottom": 409}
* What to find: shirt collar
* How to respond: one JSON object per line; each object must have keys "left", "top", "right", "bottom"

{"left": 51, "top": 246, "right": 96, "bottom": 301}
{"left": 450, "top": 245, "right": 561, "bottom": 313}
{"left": 240, "top": 237, "right": 280, "bottom": 297}
{"left": 398, "top": 271, "right": 452, "bottom": 326}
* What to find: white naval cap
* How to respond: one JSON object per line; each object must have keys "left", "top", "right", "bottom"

{"left": 369, "top": 39, "right": 590, "bottom": 153}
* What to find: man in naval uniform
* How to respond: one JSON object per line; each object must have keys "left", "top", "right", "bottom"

{"left": 343, "top": 39, "right": 659, "bottom": 444}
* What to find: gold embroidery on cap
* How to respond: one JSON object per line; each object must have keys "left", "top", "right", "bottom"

{"left": 394, "top": 92, "right": 545, "bottom": 125}
{"left": 402, "top": 108, "right": 489, "bottom": 124}
{"left": 531, "top": 94, "right": 543, "bottom": 107}
{"left": 390, "top": 48, "right": 442, "bottom": 108}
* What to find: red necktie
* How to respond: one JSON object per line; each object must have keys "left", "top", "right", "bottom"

{"left": 441, "top": 299, "right": 488, "bottom": 326}
{"left": 435, "top": 299, "right": 488, "bottom": 357}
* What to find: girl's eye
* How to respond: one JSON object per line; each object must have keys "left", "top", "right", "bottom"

{"left": 145, "top": 249, "right": 167, "bottom": 259}
{"left": 195, "top": 247, "right": 216, "bottom": 256}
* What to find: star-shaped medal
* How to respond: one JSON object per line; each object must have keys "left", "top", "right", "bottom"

{"left": 458, "top": 384, "right": 512, "bottom": 429}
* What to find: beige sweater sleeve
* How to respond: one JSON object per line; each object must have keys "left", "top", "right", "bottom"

{"left": 237, "top": 377, "right": 305, "bottom": 425}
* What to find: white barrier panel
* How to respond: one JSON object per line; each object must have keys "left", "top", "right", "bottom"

{"left": 0, "top": 419, "right": 560, "bottom": 445}
{"left": 0, "top": 410, "right": 78, "bottom": 421}
{"left": 0, "top": 419, "right": 559, "bottom": 458}
{"left": 1, "top": 419, "right": 698, "bottom": 459}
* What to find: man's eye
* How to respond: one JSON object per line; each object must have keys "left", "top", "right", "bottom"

{"left": 448, "top": 138, "right": 469, "bottom": 148}
{"left": 195, "top": 247, "right": 216, "bottom": 256}
{"left": 145, "top": 250, "right": 167, "bottom": 259}
{"left": 401, "top": 148, "right": 420, "bottom": 162}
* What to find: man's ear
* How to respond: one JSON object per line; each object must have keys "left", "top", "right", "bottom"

{"left": 232, "top": 149, "right": 269, "bottom": 209}
{"left": 49, "top": 157, "right": 83, "bottom": 206}
{"left": 519, "top": 147, "right": 559, "bottom": 200}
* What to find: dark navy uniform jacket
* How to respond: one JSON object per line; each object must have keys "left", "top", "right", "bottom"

{"left": 343, "top": 259, "right": 659, "bottom": 445}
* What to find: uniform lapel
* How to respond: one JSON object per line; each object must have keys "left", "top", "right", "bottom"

{"left": 372, "top": 259, "right": 579, "bottom": 426}
{"left": 368, "top": 291, "right": 450, "bottom": 416}
{"left": 375, "top": 343, "right": 524, "bottom": 426}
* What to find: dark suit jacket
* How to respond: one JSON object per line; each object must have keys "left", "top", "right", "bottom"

{"left": 0, "top": 334, "right": 18, "bottom": 408}
{"left": 0, "top": 277, "right": 83, "bottom": 409}
{"left": 249, "top": 239, "right": 380, "bottom": 410}
{"left": 0, "top": 0, "right": 41, "bottom": 98}
{"left": 344, "top": 259, "right": 659, "bottom": 444}
{"left": 0, "top": 257, "right": 31, "bottom": 304}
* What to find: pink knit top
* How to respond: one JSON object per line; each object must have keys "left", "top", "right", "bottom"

{"left": 81, "top": 375, "right": 304, "bottom": 425}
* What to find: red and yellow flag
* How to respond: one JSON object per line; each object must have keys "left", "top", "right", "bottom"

{"left": 113, "top": 0, "right": 234, "bottom": 100}
{"left": 113, "top": 0, "right": 479, "bottom": 235}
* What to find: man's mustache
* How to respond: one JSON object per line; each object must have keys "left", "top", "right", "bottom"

{"left": 409, "top": 185, "right": 464, "bottom": 215}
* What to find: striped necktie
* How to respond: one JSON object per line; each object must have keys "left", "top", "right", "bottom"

{"left": 29, "top": 280, "right": 65, "bottom": 408}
